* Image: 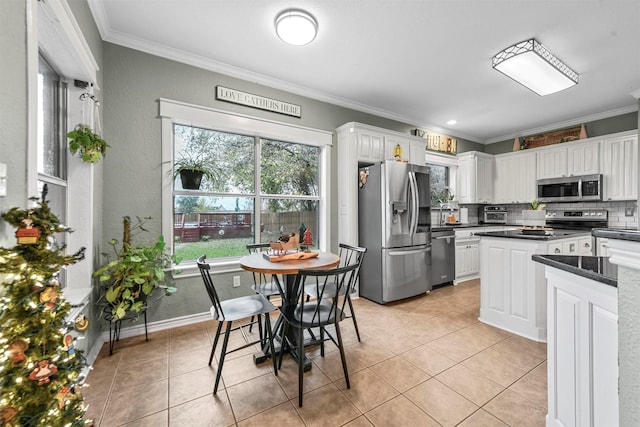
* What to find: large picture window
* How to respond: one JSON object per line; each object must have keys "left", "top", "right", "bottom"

{"left": 172, "top": 124, "right": 321, "bottom": 262}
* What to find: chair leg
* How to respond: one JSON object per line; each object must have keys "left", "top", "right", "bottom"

{"left": 334, "top": 322, "right": 350, "bottom": 389}
{"left": 278, "top": 321, "right": 288, "bottom": 370}
{"left": 298, "top": 324, "right": 305, "bottom": 407}
{"left": 320, "top": 327, "right": 325, "bottom": 357}
{"left": 346, "top": 294, "right": 361, "bottom": 342}
{"left": 265, "top": 314, "right": 277, "bottom": 376}
{"left": 214, "top": 321, "right": 233, "bottom": 395}
{"left": 209, "top": 321, "right": 223, "bottom": 366}
{"left": 248, "top": 314, "right": 255, "bottom": 333}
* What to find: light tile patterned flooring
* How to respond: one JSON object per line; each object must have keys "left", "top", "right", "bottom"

{"left": 83, "top": 279, "right": 547, "bottom": 426}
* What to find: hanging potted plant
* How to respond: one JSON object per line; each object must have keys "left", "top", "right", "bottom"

{"left": 93, "top": 216, "right": 178, "bottom": 321}
{"left": 67, "top": 124, "right": 109, "bottom": 164}
{"left": 173, "top": 152, "right": 216, "bottom": 190}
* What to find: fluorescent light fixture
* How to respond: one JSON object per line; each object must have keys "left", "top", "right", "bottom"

{"left": 275, "top": 9, "right": 317, "bottom": 46}
{"left": 492, "top": 39, "right": 578, "bottom": 96}
{"left": 447, "top": 119, "right": 457, "bottom": 125}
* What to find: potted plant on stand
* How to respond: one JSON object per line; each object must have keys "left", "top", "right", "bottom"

{"left": 173, "top": 152, "right": 216, "bottom": 190}
{"left": 94, "top": 216, "right": 178, "bottom": 354}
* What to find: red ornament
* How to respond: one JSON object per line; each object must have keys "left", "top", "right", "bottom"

{"left": 16, "top": 218, "right": 40, "bottom": 245}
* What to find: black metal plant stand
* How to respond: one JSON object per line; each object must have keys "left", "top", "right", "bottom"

{"left": 103, "top": 307, "right": 148, "bottom": 355}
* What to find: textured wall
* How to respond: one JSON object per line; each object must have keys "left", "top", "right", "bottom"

{"left": 618, "top": 264, "right": 640, "bottom": 426}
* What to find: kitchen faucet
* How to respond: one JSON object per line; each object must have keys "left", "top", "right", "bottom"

{"left": 439, "top": 202, "right": 455, "bottom": 226}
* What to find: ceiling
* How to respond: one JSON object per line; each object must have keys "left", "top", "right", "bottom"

{"left": 87, "top": 0, "right": 640, "bottom": 144}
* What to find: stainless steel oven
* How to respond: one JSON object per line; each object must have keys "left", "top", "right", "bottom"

{"left": 481, "top": 206, "right": 507, "bottom": 224}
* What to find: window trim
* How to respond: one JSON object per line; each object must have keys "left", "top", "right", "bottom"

{"left": 159, "top": 98, "right": 332, "bottom": 270}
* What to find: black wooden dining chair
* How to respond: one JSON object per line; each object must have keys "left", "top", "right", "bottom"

{"left": 246, "top": 243, "right": 283, "bottom": 335}
{"left": 278, "top": 261, "right": 360, "bottom": 406}
{"left": 197, "top": 255, "right": 278, "bottom": 395}
{"left": 304, "top": 243, "right": 367, "bottom": 341}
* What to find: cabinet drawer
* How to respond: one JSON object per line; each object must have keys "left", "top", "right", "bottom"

{"left": 578, "top": 237, "right": 593, "bottom": 255}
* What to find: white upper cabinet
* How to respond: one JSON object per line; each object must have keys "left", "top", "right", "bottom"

{"left": 567, "top": 140, "right": 601, "bottom": 176}
{"left": 494, "top": 151, "right": 537, "bottom": 204}
{"left": 385, "top": 135, "right": 427, "bottom": 166}
{"left": 536, "top": 140, "right": 600, "bottom": 179}
{"left": 602, "top": 132, "right": 638, "bottom": 201}
{"left": 356, "top": 128, "right": 385, "bottom": 164}
{"left": 457, "top": 152, "right": 494, "bottom": 204}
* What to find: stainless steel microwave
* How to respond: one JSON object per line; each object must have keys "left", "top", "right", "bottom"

{"left": 537, "top": 174, "right": 603, "bottom": 203}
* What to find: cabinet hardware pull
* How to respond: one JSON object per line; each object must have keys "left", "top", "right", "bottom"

{"left": 554, "top": 248, "right": 561, "bottom": 254}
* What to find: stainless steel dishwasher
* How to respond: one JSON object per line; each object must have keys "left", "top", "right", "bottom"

{"left": 431, "top": 229, "right": 456, "bottom": 287}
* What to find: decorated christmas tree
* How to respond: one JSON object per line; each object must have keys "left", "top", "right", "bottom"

{"left": 0, "top": 186, "right": 87, "bottom": 426}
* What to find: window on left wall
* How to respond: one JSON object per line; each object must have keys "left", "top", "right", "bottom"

{"left": 37, "top": 52, "right": 68, "bottom": 287}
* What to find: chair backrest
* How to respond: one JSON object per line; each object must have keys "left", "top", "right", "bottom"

{"left": 296, "top": 262, "right": 360, "bottom": 324}
{"left": 337, "top": 243, "right": 367, "bottom": 287}
{"left": 246, "top": 243, "right": 274, "bottom": 286}
{"left": 197, "top": 255, "right": 224, "bottom": 318}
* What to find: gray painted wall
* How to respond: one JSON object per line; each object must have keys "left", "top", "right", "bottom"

{"left": 0, "top": 1, "right": 29, "bottom": 244}
{"left": 100, "top": 42, "right": 483, "bottom": 323}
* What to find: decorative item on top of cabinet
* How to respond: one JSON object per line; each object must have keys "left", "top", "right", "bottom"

{"left": 412, "top": 128, "right": 457, "bottom": 154}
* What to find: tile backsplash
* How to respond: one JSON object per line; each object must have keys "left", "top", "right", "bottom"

{"left": 432, "top": 201, "right": 638, "bottom": 229}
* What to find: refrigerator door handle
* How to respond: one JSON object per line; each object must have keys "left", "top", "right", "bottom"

{"left": 388, "top": 246, "right": 430, "bottom": 256}
{"left": 408, "top": 171, "right": 418, "bottom": 236}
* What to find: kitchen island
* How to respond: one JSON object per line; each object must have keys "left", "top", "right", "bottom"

{"left": 475, "top": 230, "right": 591, "bottom": 342}
{"left": 532, "top": 254, "right": 618, "bottom": 427}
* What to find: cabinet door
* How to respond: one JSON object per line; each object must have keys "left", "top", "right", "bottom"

{"left": 567, "top": 141, "right": 600, "bottom": 176}
{"left": 409, "top": 138, "right": 426, "bottom": 165}
{"left": 385, "top": 135, "right": 411, "bottom": 162}
{"left": 457, "top": 156, "right": 475, "bottom": 203}
{"left": 469, "top": 242, "right": 480, "bottom": 274}
{"left": 602, "top": 135, "right": 638, "bottom": 201}
{"left": 493, "top": 155, "right": 512, "bottom": 204}
{"left": 455, "top": 243, "right": 468, "bottom": 277}
{"left": 515, "top": 152, "right": 537, "bottom": 203}
{"left": 477, "top": 156, "right": 494, "bottom": 203}
{"left": 537, "top": 147, "right": 567, "bottom": 179}
{"left": 357, "top": 129, "right": 385, "bottom": 163}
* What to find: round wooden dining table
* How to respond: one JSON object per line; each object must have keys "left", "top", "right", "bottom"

{"left": 239, "top": 251, "right": 340, "bottom": 369}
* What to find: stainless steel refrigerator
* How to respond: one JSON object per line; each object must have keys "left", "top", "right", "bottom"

{"left": 358, "top": 160, "right": 432, "bottom": 304}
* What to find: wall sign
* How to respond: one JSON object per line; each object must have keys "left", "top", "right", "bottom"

{"left": 412, "top": 129, "right": 457, "bottom": 154}
{"left": 216, "top": 86, "right": 301, "bottom": 118}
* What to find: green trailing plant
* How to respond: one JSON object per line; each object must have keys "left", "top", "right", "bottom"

{"left": 67, "top": 124, "right": 109, "bottom": 164}
{"left": 94, "top": 216, "right": 179, "bottom": 320}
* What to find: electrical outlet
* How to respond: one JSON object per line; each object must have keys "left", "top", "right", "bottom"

{"left": 625, "top": 207, "right": 635, "bottom": 217}
{"left": 233, "top": 276, "right": 241, "bottom": 287}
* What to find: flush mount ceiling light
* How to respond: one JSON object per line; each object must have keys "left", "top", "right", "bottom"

{"left": 275, "top": 9, "right": 317, "bottom": 46}
{"left": 492, "top": 38, "right": 579, "bottom": 96}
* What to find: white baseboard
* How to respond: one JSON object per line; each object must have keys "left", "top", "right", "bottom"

{"left": 100, "top": 311, "right": 211, "bottom": 343}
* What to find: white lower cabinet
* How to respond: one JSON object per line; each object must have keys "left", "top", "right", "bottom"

{"left": 455, "top": 239, "right": 479, "bottom": 280}
{"left": 545, "top": 267, "right": 618, "bottom": 427}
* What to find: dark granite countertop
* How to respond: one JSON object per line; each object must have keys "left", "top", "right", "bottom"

{"left": 431, "top": 223, "right": 520, "bottom": 232}
{"left": 475, "top": 229, "right": 591, "bottom": 241}
{"left": 532, "top": 255, "right": 617, "bottom": 287}
{"left": 592, "top": 228, "right": 640, "bottom": 242}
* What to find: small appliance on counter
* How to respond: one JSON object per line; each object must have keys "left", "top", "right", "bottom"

{"left": 480, "top": 205, "right": 508, "bottom": 224}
